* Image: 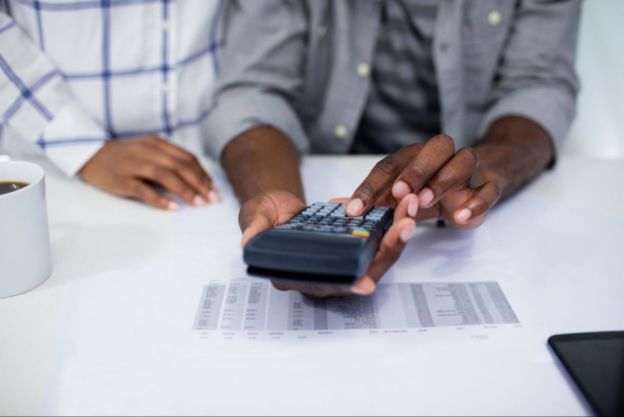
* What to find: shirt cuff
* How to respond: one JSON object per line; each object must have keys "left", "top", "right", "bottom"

{"left": 478, "top": 86, "right": 577, "bottom": 158}
{"left": 39, "top": 102, "right": 109, "bottom": 177}
{"left": 203, "top": 89, "right": 310, "bottom": 159}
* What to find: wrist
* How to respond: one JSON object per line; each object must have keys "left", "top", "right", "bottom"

{"left": 222, "top": 126, "right": 305, "bottom": 203}
{"left": 241, "top": 188, "right": 305, "bottom": 206}
{"left": 473, "top": 116, "right": 554, "bottom": 200}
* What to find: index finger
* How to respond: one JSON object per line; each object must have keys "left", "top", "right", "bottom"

{"left": 352, "top": 217, "right": 416, "bottom": 295}
{"left": 148, "top": 136, "right": 217, "bottom": 200}
{"left": 391, "top": 134, "right": 455, "bottom": 201}
{"left": 346, "top": 145, "right": 418, "bottom": 216}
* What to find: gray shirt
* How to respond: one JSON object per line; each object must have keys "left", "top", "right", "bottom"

{"left": 353, "top": 0, "right": 440, "bottom": 154}
{"left": 205, "top": 0, "right": 580, "bottom": 158}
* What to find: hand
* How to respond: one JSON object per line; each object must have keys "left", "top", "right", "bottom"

{"left": 239, "top": 190, "right": 306, "bottom": 248}
{"left": 79, "top": 135, "right": 220, "bottom": 210}
{"left": 319, "top": 134, "right": 501, "bottom": 297}
{"left": 346, "top": 134, "right": 502, "bottom": 229}
{"left": 239, "top": 191, "right": 417, "bottom": 299}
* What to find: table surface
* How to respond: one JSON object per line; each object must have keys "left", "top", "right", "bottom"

{"left": 1, "top": 155, "right": 623, "bottom": 416}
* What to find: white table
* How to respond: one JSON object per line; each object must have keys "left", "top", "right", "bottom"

{"left": 1, "top": 156, "right": 623, "bottom": 416}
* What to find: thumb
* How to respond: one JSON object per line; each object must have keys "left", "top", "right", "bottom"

{"left": 329, "top": 197, "right": 350, "bottom": 204}
{"left": 241, "top": 215, "right": 272, "bottom": 248}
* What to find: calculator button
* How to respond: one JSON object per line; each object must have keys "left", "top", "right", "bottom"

{"left": 282, "top": 203, "right": 390, "bottom": 237}
{"left": 362, "top": 222, "right": 377, "bottom": 230}
{"left": 276, "top": 224, "right": 299, "bottom": 230}
{"left": 331, "top": 207, "right": 346, "bottom": 217}
{"left": 351, "top": 228, "right": 370, "bottom": 238}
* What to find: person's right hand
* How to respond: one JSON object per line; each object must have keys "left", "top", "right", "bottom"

{"left": 79, "top": 135, "right": 220, "bottom": 210}
{"left": 239, "top": 190, "right": 306, "bottom": 248}
{"left": 238, "top": 190, "right": 417, "bottom": 298}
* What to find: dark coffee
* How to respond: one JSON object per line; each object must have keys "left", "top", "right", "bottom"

{"left": 0, "top": 181, "right": 29, "bottom": 195}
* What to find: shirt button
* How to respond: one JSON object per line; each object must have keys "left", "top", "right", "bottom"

{"left": 335, "top": 125, "right": 349, "bottom": 140}
{"left": 357, "top": 63, "right": 370, "bottom": 78}
{"left": 488, "top": 10, "right": 502, "bottom": 26}
{"left": 318, "top": 26, "right": 327, "bottom": 37}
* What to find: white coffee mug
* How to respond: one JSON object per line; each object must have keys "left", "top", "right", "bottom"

{"left": 0, "top": 160, "right": 52, "bottom": 298}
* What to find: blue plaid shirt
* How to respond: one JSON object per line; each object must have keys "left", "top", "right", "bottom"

{"left": 0, "top": 0, "right": 223, "bottom": 176}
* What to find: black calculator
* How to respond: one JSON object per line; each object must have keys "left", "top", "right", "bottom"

{"left": 244, "top": 202, "right": 394, "bottom": 284}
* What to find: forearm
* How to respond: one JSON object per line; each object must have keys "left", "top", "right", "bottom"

{"left": 221, "top": 126, "right": 305, "bottom": 203}
{"left": 474, "top": 116, "right": 554, "bottom": 200}
{"left": 1, "top": 14, "right": 109, "bottom": 176}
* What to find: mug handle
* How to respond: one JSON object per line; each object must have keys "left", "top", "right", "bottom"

{"left": 0, "top": 155, "right": 11, "bottom": 162}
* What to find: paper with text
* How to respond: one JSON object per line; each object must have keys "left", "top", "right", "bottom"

{"left": 194, "top": 280, "right": 519, "bottom": 333}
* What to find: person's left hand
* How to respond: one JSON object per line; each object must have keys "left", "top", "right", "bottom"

{"left": 346, "top": 134, "right": 502, "bottom": 229}
{"left": 269, "top": 134, "right": 501, "bottom": 298}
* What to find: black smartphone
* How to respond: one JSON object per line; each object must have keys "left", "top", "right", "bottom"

{"left": 548, "top": 332, "right": 624, "bottom": 416}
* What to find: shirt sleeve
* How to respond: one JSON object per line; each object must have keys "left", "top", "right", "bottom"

{"left": 203, "top": 0, "right": 310, "bottom": 159}
{"left": 478, "top": 0, "right": 582, "bottom": 156}
{"left": 0, "top": 13, "right": 109, "bottom": 176}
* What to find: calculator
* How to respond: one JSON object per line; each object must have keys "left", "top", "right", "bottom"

{"left": 244, "top": 202, "right": 394, "bottom": 284}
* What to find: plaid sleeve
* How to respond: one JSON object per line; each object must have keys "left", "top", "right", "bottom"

{"left": 0, "top": 13, "right": 109, "bottom": 176}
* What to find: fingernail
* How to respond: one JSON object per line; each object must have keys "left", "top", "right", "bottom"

{"left": 418, "top": 187, "right": 434, "bottom": 207}
{"left": 400, "top": 222, "right": 416, "bottom": 243}
{"left": 455, "top": 208, "right": 472, "bottom": 223}
{"left": 208, "top": 191, "right": 221, "bottom": 203}
{"left": 193, "top": 195, "right": 207, "bottom": 207}
{"left": 351, "top": 279, "right": 376, "bottom": 296}
{"left": 408, "top": 196, "right": 419, "bottom": 218}
{"left": 392, "top": 181, "right": 411, "bottom": 199}
{"left": 168, "top": 201, "right": 181, "bottom": 211}
{"left": 346, "top": 198, "right": 363, "bottom": 216}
